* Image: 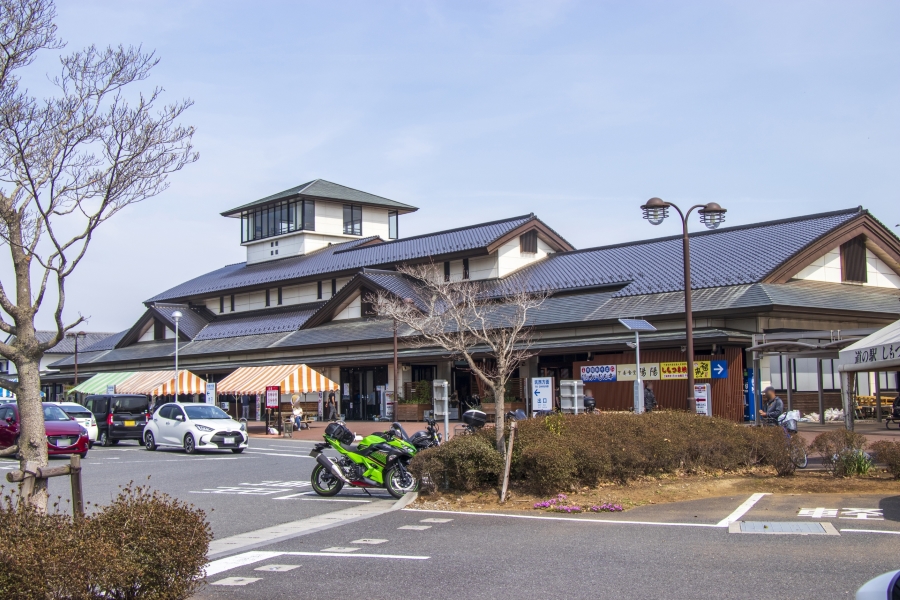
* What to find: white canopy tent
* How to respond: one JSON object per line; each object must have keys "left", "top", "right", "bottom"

{"left": 838, "top": 318, "right": 900, "bottom": 429}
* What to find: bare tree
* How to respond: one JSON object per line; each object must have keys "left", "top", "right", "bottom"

{"left": 0, "top": 0, "right": 196, "bottom": 510}
{"left": 372, "top": 263, "right": 547, "bottom": 453}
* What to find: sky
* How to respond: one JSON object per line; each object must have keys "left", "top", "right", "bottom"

{"left": 15, "top": 0, "right": 900, "bottom": 332}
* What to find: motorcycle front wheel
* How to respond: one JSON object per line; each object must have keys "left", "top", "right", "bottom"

{"left": 311, "top": 463, "right": 344, "bottom": 496}
{"left": 385, "top": 464, "right": 418, "bottom": 499}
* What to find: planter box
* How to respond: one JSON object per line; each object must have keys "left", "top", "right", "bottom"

{"left": 396, "top": 403, "right": 429, "bottom": 421}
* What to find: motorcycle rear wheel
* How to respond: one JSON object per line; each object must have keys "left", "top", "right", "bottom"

{"left": 311, "top": 463, "right": 344, "bottom": 496}
{"left": 385, "top": 464, "right": 418, "bottom": 499}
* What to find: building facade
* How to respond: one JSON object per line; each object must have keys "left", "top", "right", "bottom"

{"left": 50, "top": 180, "right": 900, "bottom": 420}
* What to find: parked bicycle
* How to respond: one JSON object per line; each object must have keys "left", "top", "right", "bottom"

{"left": 775, "top": 410, "right": 808, "bottom": 469}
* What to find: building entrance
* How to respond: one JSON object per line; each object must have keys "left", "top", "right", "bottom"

{"left": 340, "top": 366, "right": 387, "bottom": 420}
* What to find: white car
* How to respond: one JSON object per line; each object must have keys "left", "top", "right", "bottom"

{"left": 55, "top": 401, "right": 98, "bottom": 447}
{"left": 143, "top": 402, "right": 248, "bottom": 454}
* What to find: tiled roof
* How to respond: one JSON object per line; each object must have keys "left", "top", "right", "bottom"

{"left": 146, "top": 215, "right": 538, "bottom": 303}
{"left": 221, "top": 179, "right": 418, "bottom": 216}
{"left": 80, "top": 330, "right": 129, "bottom": 352}
{"left": 32, "top": 331, "right": 118, "bottom": 354}
{"left": 505, "top": 207, "right": 864, "bottom": 297}
{"left": 150, "top": 304, "right": 212, "bottom": 340}
{"left": 192, "top": 304, "right": 324, "bottom": 341}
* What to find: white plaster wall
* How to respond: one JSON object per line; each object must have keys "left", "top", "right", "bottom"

{"left": 496, "top": 236, "right": 553, "bottom": 277}
{"left": 233, "top": 292, "right": 250, "bottom": 312}
{"left": 362, "top": 206, "right": 391, "bottom": 239}
{"left": 865, "top": 251, "right": 900, "bottom": 289}
{"left": 794, "top": 247, "right": 900, "bottom": 288}
{"left": 316, "top": 200, "right": 345, "bottom": 236}
{"left": 204, "top": 297, "right": 220, "bottom": 313}
{"left": 333, "top": 293, "right": 362, "bottom": 320}
{"left": 468, "top": 255, "right": 499, "bottom": 280}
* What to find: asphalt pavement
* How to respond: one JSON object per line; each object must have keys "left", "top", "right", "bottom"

{"left": 3, "top": 437, "right": 900, "bottom": 599}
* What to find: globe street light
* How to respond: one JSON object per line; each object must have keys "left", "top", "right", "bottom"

{"left": 172, "top": 311, "right": 183, "bottom": 401}
{"left": 640, "top": 198, "right": 727, "bottom": 413}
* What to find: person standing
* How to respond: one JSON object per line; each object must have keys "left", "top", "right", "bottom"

{"left": 241, "top": 394, "right": 250, "bottom": 420}
{"left": 327, "top": 392, "right": 337, "bottom": 421}
{"left": 644, "top": 382, "right": 657, "bottom": 413}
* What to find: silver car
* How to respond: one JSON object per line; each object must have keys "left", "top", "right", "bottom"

{"left": 143, "top": 403, "right": 248, "bottom": 454}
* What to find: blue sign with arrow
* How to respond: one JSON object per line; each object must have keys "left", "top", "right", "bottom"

{"left": 711, "top": 360, "right": 728, "bottom": 379}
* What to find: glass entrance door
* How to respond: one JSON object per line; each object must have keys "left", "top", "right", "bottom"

{"left": 340, "top": 366, "right": 388, "bottom": 420}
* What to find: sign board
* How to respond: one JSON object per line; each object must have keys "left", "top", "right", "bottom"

{"left": 106, "top": 385, "right": 116, "bottom": 395}
{"left": 205, "top": 382, "right": 216, "bottom": 405}
{"left": 532, "top": 377, "right": 554, "bottom": 412}
{"left": 318, "top": 391, "right": 324, "bottom": 419}
{"left": 661, "top": 361, "right": 721, "bottom": 380}
{"left": 711, "top": 360, "right": 728, "bottom": 379}
{"left": 256, "top": 398, "right": 262, "bottom": 421}
{"left": 265, "top": 385, "right": 280, "bottom": 409}
{"left": 580, "top": 365, "right": 617, "bottom": 383}
{"left": 694, "top": 383, "right": 711, "bottom": 416}
{"left": 616, "top": 363, "right": 660, "bottom": 381}
{"left": 343, "top": 383, "right": 350, "bottom": 398}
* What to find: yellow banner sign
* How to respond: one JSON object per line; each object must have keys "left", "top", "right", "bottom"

{"left": 660, "top": 361, "right": 711, "bottom": 380}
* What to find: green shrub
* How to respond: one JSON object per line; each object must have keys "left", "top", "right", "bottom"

{"left": 871, "top": 440, "right": 900, "bottom": 479}
{"left": 409, "top": 430, "right": 504, "bottom": 492}
{"left": 810, "top": 430, "right": 870, "bottom": 476}
{"left": 0, "top": 484, "right": 211, "bottom": 600}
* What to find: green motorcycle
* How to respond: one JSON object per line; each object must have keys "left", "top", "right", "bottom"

{"left": 308, "top": 421, "right": 419, "bottom": 499}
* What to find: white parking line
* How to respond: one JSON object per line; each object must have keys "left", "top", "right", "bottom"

{"left": 206, "top": 550, "right": 429, "bottom": 575}
{"left": 841, "top": 529, "right": 900, "bottom": 535}
{"left": 211, "top": 576, "right": 261, "bottom": 586}
{"left": 244, "top": 451, "right": 314, "bottom": 458}
{"left": 407, "top": 508, "right": 724, "bottom": 528}
{"left": 421, "top": 518, "right": 453, "bottom": 523}
{"left": 321, "top": 547, "right": 359, "bottom": 552}
{"left": 716, "top": 493, "right": 771, "bottom": 527}
{"left": 398, "top": 525, "right": 431, "bottom": 530}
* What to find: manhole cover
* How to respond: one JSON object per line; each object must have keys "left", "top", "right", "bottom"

{"left": 729, "top": 521, "right": 839, "bottom": 535}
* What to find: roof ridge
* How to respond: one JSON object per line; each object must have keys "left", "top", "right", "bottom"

{"left": 550, "top": 206, "right": 864, "bottom": 257}
{"left": 333, "top": 213, "right": 535, "bottom": 254}
{"left": 307, "top": 179, "right": 417, "bottom": 209}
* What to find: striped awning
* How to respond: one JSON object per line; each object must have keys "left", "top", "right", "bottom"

{"left": 115, "top": 370, "right": 207, "bottom": 396}
{"left": 217, "top": 364, "right": 338, "bottom": 396}
{"left": 68, "top": 372, "right": 137, "bottom": 396}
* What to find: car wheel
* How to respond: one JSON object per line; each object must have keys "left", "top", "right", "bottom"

{"left": 100, "top": 431, "right": 111, "bottom": 447}
{"left": 88, "top": 441, "right": 94, "bottom": 449}
{"left": 144, "top": 431, "right": 157, "bottom": 451}
{"left": 110, "top": 439, "right": 119, "bottom": 446}
{"left": 184, "top": 433, "right": 196, "bottom": 455}
{"left": 138, "top": 437, "right": 145, "bottom": 446}
{"left": 79, "top": 451, "right": 88, "bottom": 459}
{"left": 231, "top": 448, "right": 244, "bottom": 454}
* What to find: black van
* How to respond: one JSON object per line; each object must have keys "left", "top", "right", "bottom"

{"left": 83, "top": 394, "right": 150, "bottom": 446}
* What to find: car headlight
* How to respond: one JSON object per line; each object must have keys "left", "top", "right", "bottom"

{"left": 195, "top": 424, "right": 214, "bottom": 432}
{"left": 79, "top": 426, "right": 88, "bottom": 435}
{"left": 239, "top": 422, "right": 246, "bottom": 431}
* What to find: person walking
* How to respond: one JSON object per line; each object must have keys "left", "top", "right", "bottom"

{"left": 241, "top": 394, "right": 250, "bottom": 420}
{"left": 644, "top": 381, "right": 657, "bottom": 413}
{"left": 758, "top": 386, "right": 784, "bottom": 424}
{"left": 327, "top": 392, "right": 337, "bottom": 421}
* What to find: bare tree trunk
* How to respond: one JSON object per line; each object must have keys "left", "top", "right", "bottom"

{"left": 492, "top": 383, "right": 506, "bottom": 453}
{"left": 15, "top": 357, "right": 48, "bottom": 510}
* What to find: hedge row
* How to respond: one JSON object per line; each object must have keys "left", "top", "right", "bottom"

{"left": 411, "top": 412, "right": 813, "bottom": 495}
{"left": 0, "top": 484, "right": 211, "bottom": 600}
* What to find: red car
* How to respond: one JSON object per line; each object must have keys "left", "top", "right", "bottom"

{"left": 0, "top": 402, "right": 90, "bottom": 458}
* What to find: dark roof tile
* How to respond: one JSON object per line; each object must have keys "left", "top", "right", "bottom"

{"left": 221, "top": 179, "right": 418, "bottom": 216}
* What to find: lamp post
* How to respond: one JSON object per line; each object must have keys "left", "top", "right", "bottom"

{"left": 172, "top": 311, "right": 183, "bottom": 401}
{"left": 66, "top": 331, "right": 87, "bottom": 388}
{"left": 640, "top": 198, "right": 726, "bottom": 413}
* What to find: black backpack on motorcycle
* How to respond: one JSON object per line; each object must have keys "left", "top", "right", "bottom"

{"left": 325, "top": 422, "right": 355, "bottom": 445}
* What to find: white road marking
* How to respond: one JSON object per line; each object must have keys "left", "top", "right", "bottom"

{"left": 352, "top": 539, "right": 388, "bottom": 545}
{"left": 716, "top": 493, "right": 771, "bottom": 527}
{"left": 421, "top": 518, "right": 453, "bottom": 523}
{"left": 321, "top": 547, "right": 360, "bottom": 552}
{"left": 840, "top": 508, "right": 883, "bottom": 520}
{"left": 840, "top": 529, "right": 900, "bottom": 535}
{"left": 206, "top": 550, "right": 429, "bottom": 575}
{"left": 211, "top": 577, "right": 261, "bottom": 586}
{"left": 274, "top": 496, "right": 371, "bottom": 503}
{"left": 254, "top": 564, "right": 300, "bottom": 572}
{"left": 207, "top": 500, "right": 396, "bottom": 557}
{"left": 398, "top": 525, "right": 431, "bottom": 530}
{"left": 245, "top": 451, "right": 314, "bottom": 458}
{"left": 206, "top": 551, "right": 283, "bottom": 576}
{"left": 407, "top": 508, "right": 723, "bottom": 528}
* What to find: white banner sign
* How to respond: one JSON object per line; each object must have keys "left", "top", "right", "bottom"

{"left": 580, "top": 365, "right": 617, "bottom": 382}
{"left": 532, "top": 377, "right": 554, "bottom": 412}
{"left": 205, "top": 382, "right": 216, "bottom": 405}
{"left": 616, "top": 363, "right": 661, "bottom": 381}
{"left": 694, "top": 383, "right": 711, "bottom": 416}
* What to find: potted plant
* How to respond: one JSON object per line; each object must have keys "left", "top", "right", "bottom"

{"left": 395, "top": 381, "right": 432, "bottom": 421}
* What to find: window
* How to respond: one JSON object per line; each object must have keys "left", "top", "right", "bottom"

{"left": 463, "top": 258, "right": 470, "bottom": 280}
{"left": 240, "top": 199, "right": 315, "bottom": 243}
{"left": 520, "top": 230, "right": 538, "bottom": 254}
{"left": 317, "top": 281, "right": 323, "bottom": 300}
{"left": 265, "top": 289, "right": 270, "bottom": 307}
{"left": 444, "top": 261, "right": 451, "bottom": 282}
{"left": 343, "top": 204, "right": 362, "bottom": 235}
{"left": 219, "top": 296, "right": 224, "bottom": 314}
{"left": 388, "top": 211, "right": 398, "bottom": 239}
{"left": 153, "top": 320, "right": 166, "bottom": 341}
{"left": 841, "top": 236, "right": 867, "bottom": 283}
{"left": 277, "top": 287, "right": 283, "bottom": 305}
{"left": 332, "top": 279, "right": 337, "bottom": 296}
{"left": 230, "top": 294, "right": 235, "bottom": 312}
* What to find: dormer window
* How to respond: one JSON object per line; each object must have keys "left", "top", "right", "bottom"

{"left": 389, "top": 211, "right": 398, "bottom": 239}
{"left": 520, "top": 230, "right": 538, "bottom": 254}
{"left": 240, "top": 199, "right": 315, "bottom": 243}
{"left": 343, "top": 205, "right": 362, "bottom": 236}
